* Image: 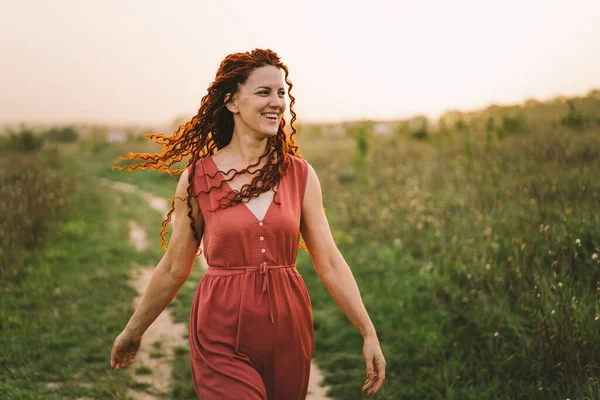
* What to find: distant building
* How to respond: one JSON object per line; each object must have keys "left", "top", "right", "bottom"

{"left": 373, "top": 122, "right": 392, "bottom": 135}
{"left": 322, "top": 124, "right": 345, "bottom": 136}
{"left": 106, "top": 130, "right": 127, "bottom": 143}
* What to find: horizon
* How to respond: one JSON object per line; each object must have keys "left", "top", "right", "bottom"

{"left": 1, "top": 87, "right": 596, "bottom": 130}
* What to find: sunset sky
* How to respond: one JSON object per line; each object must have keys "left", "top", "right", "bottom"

{"left": 1, "top": 0, "right": 599, "bottom": 126}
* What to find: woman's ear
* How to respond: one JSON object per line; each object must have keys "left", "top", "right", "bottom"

{"left": 224, "top": 93, "right": 238, "bottom": 113}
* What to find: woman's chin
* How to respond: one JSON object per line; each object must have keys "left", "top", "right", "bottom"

{"left": 261, "top": 127, "right": 279, "bottom": 137}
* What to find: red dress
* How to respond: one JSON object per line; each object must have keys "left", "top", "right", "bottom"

{"left": 188, "top": 154, "right": 314, "bottom": 399}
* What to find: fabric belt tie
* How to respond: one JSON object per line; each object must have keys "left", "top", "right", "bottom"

{"left": 206, "top": 262, "right": 297, "bottom": 324}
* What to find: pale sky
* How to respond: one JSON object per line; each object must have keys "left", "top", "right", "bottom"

{"left": 1, "top": 0, "right": 599, "bottom": 125}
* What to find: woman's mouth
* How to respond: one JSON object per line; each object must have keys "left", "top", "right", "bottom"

{"left": 262, "top": 113, "right": 278, "bottom": 123}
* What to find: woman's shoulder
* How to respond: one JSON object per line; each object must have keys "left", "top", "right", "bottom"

{"left": 286, "top": 153, "right": 309, "bottom": 167}
{"left": 286, "top": 153, "right": 309, "bottom": 175}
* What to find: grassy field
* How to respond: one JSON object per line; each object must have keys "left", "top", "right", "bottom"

{"left": 2, "top": 94, "right": 599, "bottom": 399}
{"left": 295, "top": 126, "right": 600, "bottom": 399}
{"left": 0, "top": 144, "right": 180, "bottom": 398}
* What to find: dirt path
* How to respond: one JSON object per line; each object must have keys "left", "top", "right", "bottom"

{"left": 107, "top": 179, "right": 331, "bottom": 399}
{"left": 126, "top": 221, "right": 187, "bottom": 399}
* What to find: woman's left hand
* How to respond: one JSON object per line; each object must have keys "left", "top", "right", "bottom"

{"left": 361, "top": 335, "right": 386, "bottom": 396}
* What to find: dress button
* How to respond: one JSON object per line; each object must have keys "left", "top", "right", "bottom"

{"left": 259, "top": 236, "right": 264, "bottom": 241}
{"left": 258, "top": 221, "right": 264, "bottom": 226}
{"left": 261, "top": 249, "right": 266, "bottom": 253}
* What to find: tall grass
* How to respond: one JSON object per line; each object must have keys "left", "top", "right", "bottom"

{"left": 296, "top": 126, "right": 600, "bottom": 399}
{"left": 0, "top": 146, "right": 74, "bottom": 284}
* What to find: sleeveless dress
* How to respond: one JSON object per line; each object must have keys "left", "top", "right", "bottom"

{"left": 188, "top": 154, "right": 314, "bottom": 399}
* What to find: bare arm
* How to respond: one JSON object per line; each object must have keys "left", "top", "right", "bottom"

{"left": 299, "top": 162, "right": 376, "bottom": 339}
{"left": 300, "top": 161, "right": 386, "bottom": 394}
{"left": 124, "top": 168, "right": 204, "bottom": 337}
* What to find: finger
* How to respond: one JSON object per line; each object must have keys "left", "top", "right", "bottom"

{"left": 123, "top": 352, "right": 132, "bottom": 367}
{"left": 110, "top": 346, "right": 117, "bottom": 368}
{"left": 367, "top": 377, "right": 377, "bottom": 394}
{"left": 365, "top": 355, "right": 374, "bottom": 381}
{"left": 361, "top": 378, "right": 369, "bottom": 392}
{"left": 117, "top": 353, "right": 127, "bottom": 369}
{"left": 370, "top": 370, "right": 386, "bottom": 394}
{"left": 370, "top": 378, "right": 384, "bottom": 394}
{"left": 368, "top": 381, "right": 381, "bottom": 396}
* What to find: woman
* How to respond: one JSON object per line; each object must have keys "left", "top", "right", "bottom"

{"left": 110, "top": 49, "right": 386, "bottom": 398}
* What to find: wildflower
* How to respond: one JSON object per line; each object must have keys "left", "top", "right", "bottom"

{"left": 467, "top": 273, "right": 472, "bottom": 280}
{"left": 551, "top": 310, "right": 556, "bottom": 315}
{"left": 576, "top": 239, "right": 581, "bottom": 247}
{"left": 393, "top": 238, "right": 403, "bottom": 249}
{"left": 593, "top": 253, "right": 598, "bottom": 260}
{"left": 558, "top": 282, "right": 564, "bottom": 288}
{"left": 485, "top": 264, "right": 491, "bottom": 270}
{"left": 596, "top": 315, "right": 600, "bottom": 321}
{"left": 483, "top": 227, "right": 492, "bottom": 239}
{"left": 494, "top": 332, "right": 500, "bottom": 337}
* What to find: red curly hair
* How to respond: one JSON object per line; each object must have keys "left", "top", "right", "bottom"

{"left": 113, "top": 48, "right": 308, "bottom": 252}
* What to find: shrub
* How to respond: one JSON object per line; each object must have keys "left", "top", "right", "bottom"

{"left": 560, "top": 100, "right": 587, "bottom": 129}
{"left": 44, "top": 126, "right": 79, "bottom": 142}
{"left": 501, "top": 111, "right": 528, "bottom": 134}
{"left": 0, "top": 152, "right": 74, "bottom": 283}
{"left": 0, "top": 126, "right": 45, "bottom": 153}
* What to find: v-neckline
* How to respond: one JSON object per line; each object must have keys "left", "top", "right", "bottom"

{"left": 206, "top": 155, "right": 279, "bottom": 223}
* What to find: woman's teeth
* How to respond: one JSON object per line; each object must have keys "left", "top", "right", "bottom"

{"left": 262, "top": 113, "right": 277, "bottom": 120}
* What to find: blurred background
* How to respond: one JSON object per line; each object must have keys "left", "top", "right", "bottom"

{"left": 1, "top": 1, "right": 599, "bottom": 399}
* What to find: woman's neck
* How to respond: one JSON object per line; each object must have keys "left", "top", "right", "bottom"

{"left": 219, "top": 132, "right": 271, "bottom": 167}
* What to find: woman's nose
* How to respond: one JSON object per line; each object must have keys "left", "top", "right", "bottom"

{"left": 269, "top": 93, "right": 285, "bottom": 109}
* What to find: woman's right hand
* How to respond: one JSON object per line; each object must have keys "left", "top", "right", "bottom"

{"left": 110, "top": 330, "right": 143, "bottom": 370}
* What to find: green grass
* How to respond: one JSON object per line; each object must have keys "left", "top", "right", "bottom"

{"left": 0, "top": 147, "right": 183, "bottom": 399}
{"left": 65, "top": 138, "right": 202, "bottom": 398}
{"left": 135, "top": 366, "right": 153, "bottom": 375}
{"left": 149, "top": 351, "right": 165, "bottom": 359}
{"left": 295, "top": 127, "right": 600, "bottom": 399}
{"left": 5, "top": 121, "right": 599, "bottom": 399}
{"left": 0, "top": 178, "right": 138, "bottom": 398}
{"left": 67, "top": 138, "right": 180, "bottom": 199}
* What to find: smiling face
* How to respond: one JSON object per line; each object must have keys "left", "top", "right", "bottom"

{"left": 226, "top": 65, "right": 286, "bottom": 138}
